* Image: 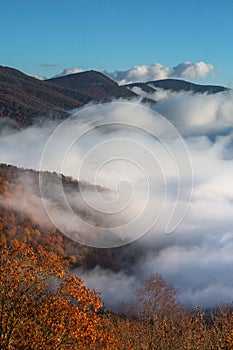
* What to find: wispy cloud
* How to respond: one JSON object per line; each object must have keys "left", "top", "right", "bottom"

{"left": 34, "top": 74, "right": 46, "bottom": 80}
{"left": 53, "top": 67, "right": 85, "bottom": 78}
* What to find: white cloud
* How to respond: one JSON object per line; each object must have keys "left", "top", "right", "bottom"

{"left": 53, "top": 67, "right": 85, "bottom": 78}
{"left": 130, "top": 86, "right": 178, "bottom": 102}
{"left": 154, "top": 90, "right": 233, "bottom": 135}
{"left": 174, "top": 61, "right": 214, "bottom": 79}
{"left": 34, "top": 74, "right": 45, "bottom": 80}
{"left": 104, "top": 61, "right": 214, "bottom": 85}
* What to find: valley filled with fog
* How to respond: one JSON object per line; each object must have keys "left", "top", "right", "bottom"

{"left": 1, "top": 88, "right": 233, "bottom": 308}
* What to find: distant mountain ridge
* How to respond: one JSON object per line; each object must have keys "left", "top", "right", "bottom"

{"left": 47, "top": 70, "right": 136, "bottom": 101}
{"left": 0, "top": 66, "right": 229, "bottom": 127}
{"left": 126, "top": 78, "right": 229, "bottom": 95}
{"left": 0, "top": 66, "right": 136, "bottom": 127}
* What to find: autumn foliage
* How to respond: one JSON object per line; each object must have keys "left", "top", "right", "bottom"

{"left": 2, "top": 164, "right": 233, "bottom": 349}
{"left": 0, "top": 163, "right": 118, "bottom": 270}
{"left": 0, "top": 239, "right": 116, "bottom": 349}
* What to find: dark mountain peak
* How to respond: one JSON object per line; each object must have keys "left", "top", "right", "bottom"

{"left": 0, "top": 66, "right": 136, "bottom": 127}
{"left": 0, "top": 65, "right": 40, "bottom": 85}
{"left": 0, "top": 66, "right": 82, "bottom": 127}
{"left": 47, "top": 69, "right": 136, "bottom": 102}
{"left": 48, "top": 69, "right": 120, "bottom": 88}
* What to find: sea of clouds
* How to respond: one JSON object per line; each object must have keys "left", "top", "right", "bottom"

{"left": 1, "top": 87, "right": 233, "bottom": 308}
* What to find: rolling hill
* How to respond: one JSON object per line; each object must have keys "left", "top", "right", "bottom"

{"left": 0, "top": 66, "right": 229, "bottom": 127}
{"left": 0, "top": 66, "right": 136, "bottom": 127}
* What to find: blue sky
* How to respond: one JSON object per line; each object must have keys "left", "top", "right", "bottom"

{"left": 1, "top": 0, "right": 233, "bottom": 86}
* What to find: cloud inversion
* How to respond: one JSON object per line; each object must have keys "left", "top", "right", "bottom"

{"left": 1, "top": 89, "right": 233, "bottom": 308}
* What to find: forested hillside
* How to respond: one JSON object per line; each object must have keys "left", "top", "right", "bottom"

{"left": 0, "top": 163, "right": 120, "bottom": 270}
{"left": 0, "top": 66, "right": 136, "bottom": 127}
{"left": 1, "top": 163, "right": 233, "bottom": 349}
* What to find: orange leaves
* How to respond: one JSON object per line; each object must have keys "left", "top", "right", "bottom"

{"left": 0, "top": 177, "right": 9, "bottom": 194}
{"left": 2, "top": 240, "right": 233, "bottom": 349}
{"left": 105, "top": 277, "right": 233, "bottom": 350}
{"left": 0, "top": 239, "right": 117, "bottom": 349}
